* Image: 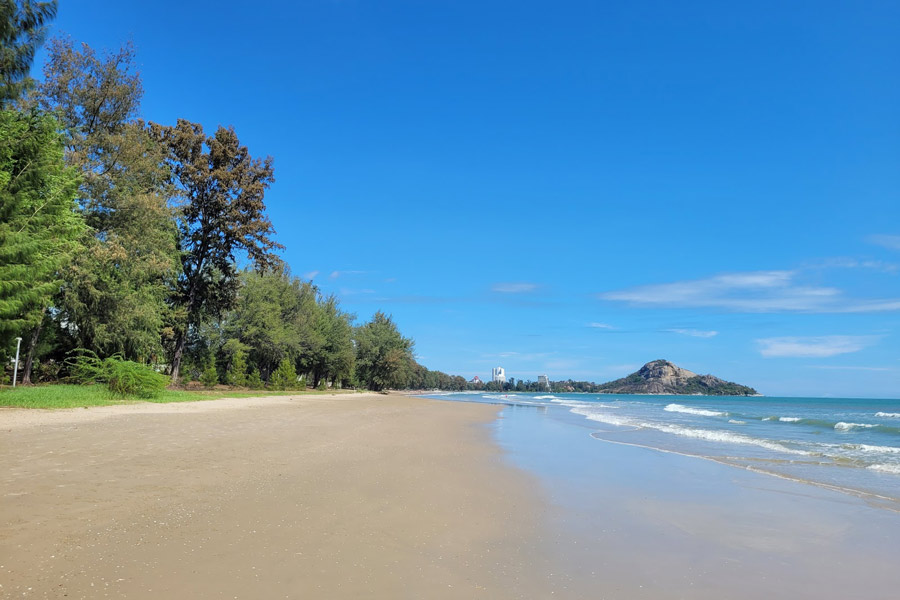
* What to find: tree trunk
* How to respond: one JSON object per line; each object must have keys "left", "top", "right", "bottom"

{"left": 170, "top": 331, "right": 186, "bottom": 384}
{"left": 21, "top": 311, "right": 45, "bottom": 385}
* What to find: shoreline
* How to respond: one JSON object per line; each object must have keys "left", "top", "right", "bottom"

{"left": 483, "top": 397, "right": 900, "bottom": 599}
{"left": 0, "top": 392, "right": 556, "bottom": 598}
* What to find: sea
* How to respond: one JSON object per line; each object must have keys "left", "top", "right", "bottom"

{"left": 419, "top": 391, "right": 900, "bottom": 509}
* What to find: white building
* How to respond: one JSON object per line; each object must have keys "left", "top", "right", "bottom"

{"left": 538, "top": 374, "right": 550, "bottom": 390}
{"left": 491, "top": 367, "right": 506, "bottom": 384}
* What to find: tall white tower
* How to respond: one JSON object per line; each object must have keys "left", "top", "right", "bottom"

{"left": 491, "top": 367, "right": 506, "bottom": 384}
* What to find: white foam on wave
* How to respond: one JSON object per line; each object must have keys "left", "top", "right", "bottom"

{"left": 534, "top": 395, "right": 558, "bottom": 400}
{"left": 835, "top": 422, "right": 878, "bottom": 431}
{"left": 845, "top": 443, "right": 900, "bottom": 455}
{"left": 779, "top": 417, "right": 802, "bottom": 422}
{"left": 763, "top": 416, "right": 777, "bottom": 421}
{"left": 570, "top": 406, "right": 808, "bottom": 455}
{"left": 650, "top": 423, "right": 810, "bottom": 455}
{"left": 664, "top": 403, "right": 727, "bottom": 417}
{"left": 867, "top": 463, "right": 900, "bottom": 475}
{"left": 570, "top": 407, "right": 637, "bottom": 428}
{"left": 550, "top": 398, "right": 591, "bottom": 409}
{"left": 876, "top": 412, "right": 900, "bottom": 418}
{"left": 728, "top": 419, "right": 746, "bottom": 425}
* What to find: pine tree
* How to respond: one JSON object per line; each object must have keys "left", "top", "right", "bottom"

{"left": 200, "top": 360, "right": 219, "bottom": 388}
{"left": 225, "top": 344, "right": 248, "bottom": 387}
{"left": 246, "top": 367, "right": 263, "bottom": 390}
{"left": 268, "top": 358, "right": 297, "bottom": 391}
{"left": 150, "top": 119, "right": 282, "bottom": 383}
{"left": 0, "top": 0, "right": 57, "bottom": 106}
{"left": 0, "top": 109, "right": 82, "bottom": 356}
{"left": 39, "top": 39, "right": 178, "bottom": 363}
{"left": 353, "top": 312, "right": 414, "bottom": 391}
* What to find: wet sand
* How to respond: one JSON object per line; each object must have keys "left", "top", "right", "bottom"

{"left": 0, "top": 393, "right": 554, "bottom": 599}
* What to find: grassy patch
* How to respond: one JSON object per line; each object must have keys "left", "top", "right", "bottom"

{"left": 0, "top": 384, "right": 122, "bottom": 409}
{"left": 0, "top": 384, "right": 353, "bottom": 409}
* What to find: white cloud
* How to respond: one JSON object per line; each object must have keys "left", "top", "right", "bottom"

{"left": 587, "top": 322, "right": 615, "bottom": 329}
{"left": 868, "top": 234, "right": 900, "bottom": 251}
{"left": 330, "top": 270, "right": 367, "bottom": 280}
{"left": 756, "top": 335, "right": 879, "bottom": 358}
{"left": 492, "top": 282, "right": 538, "bottom": 293}
{"left": 303, "top": 270, "right": 319, "bottom": 280}
{"left": 600, "top": 270, "right": 900, "bottom": 313}
{"left": 817, "top": 257, "right": 899, "bottom": 273}
{"left": 666, "top": 328, "right": 718, "bottom": 338}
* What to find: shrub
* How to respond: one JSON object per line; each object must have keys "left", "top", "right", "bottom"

{"left": 246, "top": 367, "right": 263, "bottom": 389}
{"left": 200, "top": 361, "right": 219, "bottom": 388}
{"left": 106, "top": 359, "right": 168, "bottom": 397}
{"left": 225, "top": 350, "right": 248, "bottom": 387}
{"left": 269, "top": 358, "right": 297, "bottom": 390}
{"left": 65, "top": 350, "right": 168, "bottom": 398}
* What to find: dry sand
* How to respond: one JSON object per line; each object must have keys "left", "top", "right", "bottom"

{"left": 0, "top": 393, "right": 555, "bottom": 599}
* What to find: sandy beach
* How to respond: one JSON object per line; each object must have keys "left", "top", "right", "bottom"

{"left": 0, "top": 393, "right": 553, "bottom": 599}
{"left": 6, "top": 391, "right": 900, "bottom": 599}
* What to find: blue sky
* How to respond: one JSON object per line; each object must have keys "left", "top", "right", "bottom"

{"left": 44, "top": 1, "right": 900, "bottom": 397}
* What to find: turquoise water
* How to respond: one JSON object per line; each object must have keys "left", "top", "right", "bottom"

{"left": 421, "top": 392, "right": 900, "bottom": 507}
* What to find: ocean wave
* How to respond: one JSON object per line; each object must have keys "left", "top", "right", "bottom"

{"left": 664, "top": 403, "right": 727, "bottom": 417}
{"left": 570, "top": 407, "right": 637, "bottom": 428}
{"left": 534, "top": 395, "right": 559, "bottom": 400}
{"left": 867, "top": 463, "right": 900, "bottom": 475}
{"left": 728, "top": 419, "right": 746, "bottom": 425}
{"left": 763, "top": 416, "right": 777, "bottom": 421}
{"left": 650, "top": 424, "right": 809, "bottom": 455}
{"left": 876, "top": 412, "right": 900, "bottom": 419}
{"left": 845, "top": 443, "right": 900, "bottom": 455}
{"left": 570, "top": 406, "right": 808, "bottom": 455}
{"left": 779, "top": 417, "right": 802, "bottom": 422}
{"left": 835, "top": 422, "right": 878, "bottom": 431}
{"left": 550, "top": 398, "right": 592, "bottom": 409}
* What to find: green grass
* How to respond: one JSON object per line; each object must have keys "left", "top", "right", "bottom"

{"left": 0, "top": 384, "right": 352, "bottom": 409}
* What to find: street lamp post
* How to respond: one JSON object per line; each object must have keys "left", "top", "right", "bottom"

{"left": 12, "top": 337, "right": 22, "bottom": 387}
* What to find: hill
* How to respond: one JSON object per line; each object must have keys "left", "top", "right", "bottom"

{"left": 596, "top": 360, "right": 757, "bottom": 396}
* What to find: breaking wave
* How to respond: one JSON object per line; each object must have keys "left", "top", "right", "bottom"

{"left": 835, "top": 422, "right": 878, "bottom": 431}
{"left": 868, "top": 464, "right": 900, "bottom": 475}
{"left": 664, "top": 403, "right": 727, "bottom": 417}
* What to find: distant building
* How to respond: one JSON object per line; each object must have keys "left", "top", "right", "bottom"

{"left": 538, "top": 374, "right": 550, "bottom": 390}
{"left": 491, "top": 367, "right": 506, "bottom": 384}
{"left": 470, "top": 375, "right": 482, "bottom": 385}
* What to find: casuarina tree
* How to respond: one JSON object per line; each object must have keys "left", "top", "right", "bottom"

{"left": 152, "top": 119, "right": 282, "bottom": 383}
{"left": 0, "top": 0, "right": 57, "bottom": 106}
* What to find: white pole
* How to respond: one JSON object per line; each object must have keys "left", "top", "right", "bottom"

{"left": 12, "top": 337, "right": 22, "bottom": 387}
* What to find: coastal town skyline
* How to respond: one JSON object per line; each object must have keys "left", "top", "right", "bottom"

{"left": 43, "top": 1, "right": 900, "bottom": 398}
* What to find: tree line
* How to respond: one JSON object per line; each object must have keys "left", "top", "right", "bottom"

{"left": 1, "top": 1, "right": 477, "bottom": 393}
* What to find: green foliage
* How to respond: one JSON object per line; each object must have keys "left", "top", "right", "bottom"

{"left": 353, "top": 312, "right": 414, "bottom": 391}
{"left": 224, "top": 269, "right": 355, "bottom": 389}
{"left": 0, "top": 0, "right": 57, "bottom": 105}
{"left": 245, "top": 367, "right": 263, "bottom": 389}
{"left": 0, "top": 383, "right": 343, "bottom": 409}
{"left": 0, "top": 108, "right": 83, "bottom": 349}
{"left": 0, "top": 36, "right": 469, "bottom": 395}
{"left": 200, "top": 360, "right": 219, "bottom": 388}
{"left": 149, "top": 119, "right": 283, "bottom": 382}
{"left": 65, "top": 350, "right": 167, "bottom": 398}
{"left": 225, "top": 346, "right": 248, "bottom": 387}
{"left": 40, "top": 39, "right": 178, "bottom": 363}
{"left": 268, "top": 358, "right": 298, "bottom": 391}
